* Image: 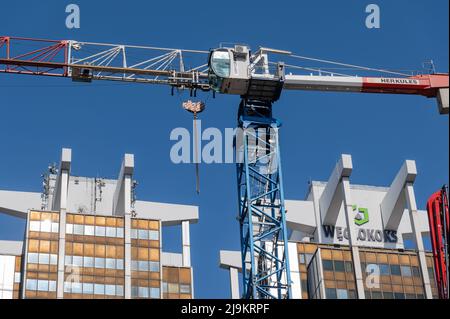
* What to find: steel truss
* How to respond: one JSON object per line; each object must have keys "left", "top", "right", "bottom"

{"left": 236, "top": 99, "right": 292, "bottom": 299}
{"left": 0, "top": 36, "right": 210, "bottom": 91}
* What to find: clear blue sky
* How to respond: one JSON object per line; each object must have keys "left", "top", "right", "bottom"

{"left": 0, "top": 0, "right": 448, "bottom": 298}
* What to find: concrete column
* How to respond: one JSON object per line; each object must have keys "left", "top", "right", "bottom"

{"left": 124, "top": 174, "right": 132, "bottom": 299}
{"left": 229, "top": 267, "right": 240, "bottom": 299}
{"left": 182, "top": 221, "right": 191, "bottom": 267}
{"left": 288, "top": 242, "right": 302, "bottom": 299}
{"left": 341, "top": 177, "right": 365, "bottom": 299}
{"left": 21, "top": 211, "right": 31, "bottom": 299}
{"left": 405, "top": 183, "right": 433, "bottom": 299}
{"left": 113, "top": 154, "right": 134, "bottom": 299}
{"left": 56, "top": 149, "right": 71, "bottom": 299}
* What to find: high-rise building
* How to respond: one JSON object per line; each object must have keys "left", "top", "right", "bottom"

{"left": 220, "top": 154, "right": 438, "bottom": 299}
{"left": 0, "top": 148, "right": 198, "bottom": 299}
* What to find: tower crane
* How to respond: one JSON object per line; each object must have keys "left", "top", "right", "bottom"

{"left": 1, "top": 36, "right": 449, "bottom": 300}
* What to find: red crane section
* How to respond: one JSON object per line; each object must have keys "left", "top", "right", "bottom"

{"left": 427, "top": 186, "right": 450, "bottom": 299}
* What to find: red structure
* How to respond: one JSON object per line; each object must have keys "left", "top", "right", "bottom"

{"left": 427, "top": 186, "right": 450, "bottom": 299}
{"left": 0, "top": 36, "right": 68, "bottom": 77}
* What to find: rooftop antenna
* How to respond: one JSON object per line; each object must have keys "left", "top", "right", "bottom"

{"left": 182, "top": 99, "right": 206, "bottom": 194}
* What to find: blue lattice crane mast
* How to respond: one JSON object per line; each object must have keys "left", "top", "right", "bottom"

{"left": 1, "top": 36, "right": 449, "bottom": 299}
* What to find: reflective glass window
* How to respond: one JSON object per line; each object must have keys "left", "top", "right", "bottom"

{"left": 83, "top": 283, "right": 94, "bottom": 294}
{"left": 105, "top": 285, "right": 116, "bottom": 296}
{"left": 116, "top": 228, "right": 124, "bottom": 238}
{"left": 372, "top": 291, "right": 382, "bottom": 299}
{"left": 95, "top": 257, "right": 105, "bottom": 268}
{"left": 168, "top": 283, "right": 179, "bottom": 294}
{"left": 116, "top": 259, "right": 124, "bottom": 270}
{"left": 94, "top": 284, "right": 105, "bottom": 295}
{"left": 149, "top": 230, "right": 159, "bottom": 241}
{"left": 138, "top": 229, "right": 149, "bottom": 240}
{"left": 73, "top": 224, "right": 84, "bottom": 235}
{"left": 40, "top": 220, "right": 52, "bottom": 233}
{"left": 106, "top": 227, "right": 116, "bottom": 238}
{"left": 30, "top": 221, "right": 40, "bottom": 232}
{"left": 51, "top": 223, "right": 59, "bottom": 233}
{"left": 73, "top": 256, "right": 83, "bottom": 267}
{"left": 131, "top": 286, "right": 138, "bottom": 298}
{"left": 391, "top": 265, "right": 401, "bottom": 276}
{"left": 49, "top": 281, "right": 57, "bottom": 292}
{"left": 105, "top": 258, "right": 116, "bottom": 269}
{"left": 401, "top": 265, "right": 412, "bottom": 277}
{"left": 380, "top": 264, "right": 390, "bottom": 275}
{"left": 95, "top": 226, "right": 106, "bottom": 237}
{"left": 336, "top": 288, "right": 348, "bottom": 299}
{"left": 50, "top": 254, "right": 58, "bottom": 265}
{"left": 26, "top": 279, "right": 37, "bottom": 291}
{"left": 211, "top": 50, "right": 231, "bottom": 78}
{"left": 139, "top": 287, "right": 149, "bottom": 298}
{"left": 325, "top": 288, "right": 337, "bottom": 299}
{"left": 334, "top": 261, "right": 345, "bottom": 272}
{"left": 39, "top": 253, "right": 50, "bottom": 265}
{"left": 28, "top": 253, "right": 39, "bottom": 264}
{"left": 116, "top": 285, "right": 124, "bottom": 297}
{"left": 84, "top": 256, "right": 94, "bottom": 268}
{"left": 72, "top": 282, "right": 82, "bottom": 294}
{"left": 139, "top": 261, "right": 149, "bottom": 271}
{"left": 66, "top": 224, "right": 73, "bottom": 234}
{"left": 180, "top": 284, "right": 191, "bottom": 294}
{"left": 150, "top": 287, "right": 160, "bottom": 299}
{"left": 394, "top": 292, "right": 405, "bottom": 299}
{"left": 344, "top": 261, "right": 353, "bottom": 273}
{"left": 64, "top": 282, "right": 71, "bottom": 293}
{"left": 37, "top": 280, "right": 49, "bottom": 292}
{"left": 84, "top": 225, "right": 95, "bottom": 236}
{"left": 149, "top": 261, "right": 159, "bottom": 272}
{"left": 322, "top": 260, "right": 333, "bottom": 271}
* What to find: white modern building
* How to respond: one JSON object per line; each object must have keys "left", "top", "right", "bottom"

{"left": 0, "top": 148, "right": 198, "bottom": 299}
{"left": 220, "top": 154, "right": 438, "bottom": 299}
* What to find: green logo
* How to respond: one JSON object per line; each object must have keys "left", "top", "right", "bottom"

{"left": 353, "top": 205, "right": 369, "bottom": 226}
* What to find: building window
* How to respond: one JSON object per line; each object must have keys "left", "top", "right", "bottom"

{"left": 94, "top": 284, "right": 105, "bottom": 295}
{"left": 95, "top": 226, "right": 106, "bottom": 237}
{"left": 37, "top": 280, "right": 49, "bottom": 292}
{"left": 138, "top": 287, "right": 149, "bottom": 298}
{"left": 334, "top": 261, "right": 345, "bottom": 272}
{"left": 322, "top": 260, "right": 333, "bottom": 271}
{"left": 150, "top": 287, "right": 160, "bottom": 299}
{"left": 26, "top": 279, "right": 37, "bottom": 291}
{"left": 336, "top": 288, "right": 348, "bottom": 299}
{"left": 325, "top": 288, "right": 337, "bottom": 299}
{"left": 401, "top": 265, "right": 412, "bottom": 277}
{"left": 84, "top": 225, "right": 95, "bottom": 236}
{"left": 73, "top": 224, "right": 84, "bottom": 235}
{"left": 180, "top": 284, "right": 191, "bottom": 294}
{"left": 28, "top": 253, "right": 39, "bottom": 264}
{"left": 390, "top": 265, "right": 401, "bottom": 276}
{"left": 82, "top": 283, "right": 94, "bottom": 294}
